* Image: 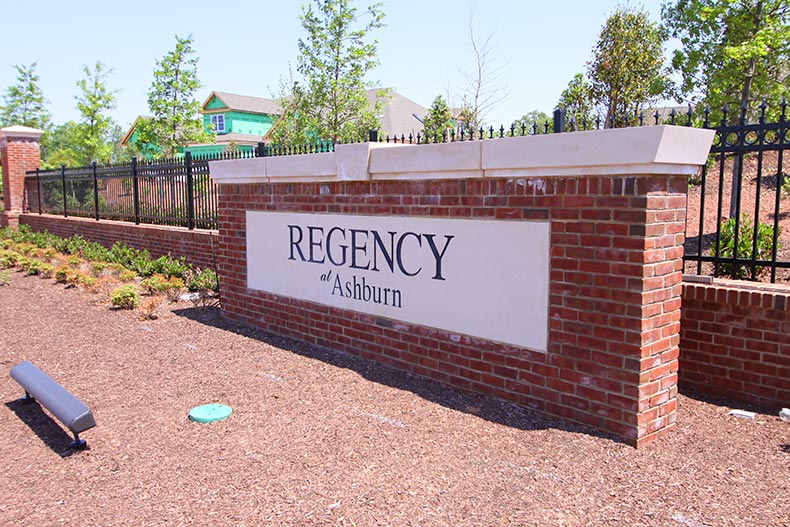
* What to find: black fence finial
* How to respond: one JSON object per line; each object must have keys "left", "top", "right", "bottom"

{"left": 553, "top": 108, "right": 566, "bottom": 134}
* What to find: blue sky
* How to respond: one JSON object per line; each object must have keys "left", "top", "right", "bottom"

{"left": 0, "top": 0, "right": 671, "bottom": 134}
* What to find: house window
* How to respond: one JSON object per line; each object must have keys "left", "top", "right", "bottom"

{"left": 211, "top": 114, "right": 225, "bottom": 133}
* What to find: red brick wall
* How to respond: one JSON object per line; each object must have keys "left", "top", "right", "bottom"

{"left": 680, "top": 281, "right": 790, "bottom": 408}
{"left": 18, "top": 213, "right": 218, "bottom": 270}
{"left": 217, "top": 176, "right": 688, "bottom": 447}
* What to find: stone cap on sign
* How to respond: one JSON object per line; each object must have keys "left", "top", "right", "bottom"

{"left": 0, "top": 125, "right": 45, "bottom": 144}
{"left": 209, "top": 125, "right": 715, "bottom": 184}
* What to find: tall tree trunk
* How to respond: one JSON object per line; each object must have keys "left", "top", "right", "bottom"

{"left": 729, "top": 0, "right": 762, "bottom": 219}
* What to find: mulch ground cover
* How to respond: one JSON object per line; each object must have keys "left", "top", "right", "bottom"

{"left": 1, "top": 272, "right": 788, "bottom": 527}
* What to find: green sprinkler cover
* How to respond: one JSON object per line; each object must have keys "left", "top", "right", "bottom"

{"left": 189, "top": 403, "right": 232, "bottom": 423}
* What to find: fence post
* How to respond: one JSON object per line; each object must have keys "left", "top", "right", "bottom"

{"left": 368, "top": 130, "right": 378, "bottom": 142}
{"left": 60, "top": 164, "right": 67, "bottom": 218}
{"left": 257, "top": 141, "right": 266, "bottom": 157}
{"left": 132, "top": 157, "right": 140, "bottom": 225}
{"left": 92, "top": 161, "right": 100, "bottom": 221}
{"left": 553, "top": 108, "right": 566, "bottom": 134}
{"left": 35, "top": 168, "right": 42, "bottom": 215}
{"left": 185, "top": 151, "right": 195, "bottom": 230}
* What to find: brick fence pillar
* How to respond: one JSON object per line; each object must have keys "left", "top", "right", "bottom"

{"left": 0, "top": 126, "right": 44, "bottom": 228}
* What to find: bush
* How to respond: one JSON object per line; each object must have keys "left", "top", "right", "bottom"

{"left": 14, "top": 243, "right": 36, "bottom": 255}
{"left": 0, "top": 250, "right": 19, "bottom": 268}
{"left": 72, "top": 271, "right": 97, "bottom": 288}
{"left": 0, "top": 227, "right": 207, "bottom": 293}
{"left": 711, "top": 214, "right": 780, "bottom": 280}
{"left": 110, "top": 285, "right": 140, "bottom": 309}
{"left": 141, "top": 274, "right": 184, "bottom": 294}
{"left": 119, "top": 269, "right": 138, "bottom": 281}
{"left": 187, "top": 268, "right": 219, "bottom": 294}
{"left": 38, "top": 263, "right": 55, "bottom": 278}
{"left": 54, "top": 265, "right": 71, "bottom": 283}
{"left": 19, "top": 258, "right": 42, "bottom": 275}
{"left": 151, "top": 255, "right": 190, "bottom": 279}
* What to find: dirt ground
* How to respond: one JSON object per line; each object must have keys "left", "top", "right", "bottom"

{"left": 1, "top": 272, "right": 789, "bottom": 527}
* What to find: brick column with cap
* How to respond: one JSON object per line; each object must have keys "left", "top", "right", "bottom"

{"left": 0, "top": 126, "right": 44, "bottom": 228}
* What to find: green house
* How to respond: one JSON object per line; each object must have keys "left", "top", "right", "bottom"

{"left": 121, "top": 89, "right": 429, "bottom": 157}
{"left": 120, "top": 92, "right": 281, "bottom": 158}
{"left": 189, "top": 91, "right": 282, "bottom": 156}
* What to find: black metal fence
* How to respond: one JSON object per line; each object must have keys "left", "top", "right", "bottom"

{"left": 27, "top": 152, "right": 226, "bottom": 230}
{"left": 23, "top": 103, "right": 789, "bottom": 282}
{"left": 684, "top": 103, "right": 789, "bottom": 283}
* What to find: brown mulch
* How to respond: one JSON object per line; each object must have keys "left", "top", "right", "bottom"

{"left": 1, "top": 272, "right": 788, "bottom": 527}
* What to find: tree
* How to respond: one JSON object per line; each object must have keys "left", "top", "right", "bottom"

{"left": 662, "top": 0, "right": 790, "bottom": 122}
{"left": 146, "top": 35, "right": 211, "bottom": 157}
{"left": 42, "top": 121, "right": 81, "bottom": 168}
{"left": 455, "top": 6, "right": 508, "bottom": 134}
{"left": 510, "top": 110, "right": 551, "bottom": 136}
{"left": 664, "top": 1, "right": 790, "bottom": 219}
{"left": 557, "top": 73, "right": 596, "bottom": 130}
{"left": 422, "top": 95, "right": 454, "bottom": 141}
{"left": 588, "top": 6, "right": 670, "bottom": 128}
{"left": 0, "top": 63, "right": 51, "bottom": 129}
{"left": 273, "top": 0, "right": 385, "bottom": 145}
{"left": 73, "top": 61, "right": 119, "bottom": 164}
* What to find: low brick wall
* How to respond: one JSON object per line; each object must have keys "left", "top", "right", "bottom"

{"left": 18, "top": 213, "right": 219, "bottom": 269}
{"left": 680, "top": 279, "right": 790, "bottom": 408}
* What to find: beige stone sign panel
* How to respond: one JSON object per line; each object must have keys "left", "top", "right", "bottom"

{"left": 246, "top": 212, "right": 550, "bottom": 351}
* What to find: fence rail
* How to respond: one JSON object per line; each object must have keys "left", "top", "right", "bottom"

{"left": 23, "top": 102, "right": 790, "bottom": 282}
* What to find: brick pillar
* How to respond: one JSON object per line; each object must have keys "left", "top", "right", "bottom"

{"left": 0, "top": 126, "right": 44, "bottom": 228}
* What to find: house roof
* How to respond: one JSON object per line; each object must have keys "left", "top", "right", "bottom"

{"left": 120, "top": 115, "right": 153, "bottom": 147}
{"left": 201, "top": 91, "right": 281, "bottom": 115}
{"left": 263, "top": 89, "right": 428, "bottom": 141}
{"left": 367, "top": 89, "right": 427, "bottom": 137}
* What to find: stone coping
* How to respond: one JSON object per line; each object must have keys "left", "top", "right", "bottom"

{"left": 0, "top": 125, "right": 45, "bottom": 141}
{"left": 209, "top": 126, "right": 715, "bottom": 184}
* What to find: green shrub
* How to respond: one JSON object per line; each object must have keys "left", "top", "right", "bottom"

{"left": 151, "top": 255, "right": 190, "bottom": 278}
{"left": 91, "top": 261, "right": 109, "bottom": 275}
{"left": 75, "top": 273, "right": 97, "bottom": 288}
{"left": 38, "top": 263, "right": 55, "bottom": 278}
{"left": 141, "top": 273, "right": 184, "bottom": 294}
{"left": 81, "top": 242, "right": 110, "bottom": 262}
{"left": 0, "top": 270, "right": 9, "bottom": 285}
{"left": 0, "top": 227, "right": 198, "bottom": 285}
{"left": 711, "top": 214, "right": 780, "bottom": 280}
{"left": 54, "top": 265, "right": 71, "bottom": 283}
{"left": 187, "top": 268, "right": 219, "bottom": 294}
{"left": 0, "top": 250, "right": 19, "bottom": 268}
{"left": 14, "top": 243, "right": 35, "bottom": 255}
{"left": 21, "top": 258, "right": 43, "bottom": 275}
{"left": 110, "top": 285, "right": 140, "bottom": 309}
{"left": 119, "top": 269, "right": 138, "bottom": 282}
